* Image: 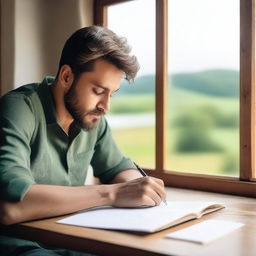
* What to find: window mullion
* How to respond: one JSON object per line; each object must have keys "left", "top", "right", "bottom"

{"left": 94, "top": 1, "right": 107, "bottom": 26}
{"left": 240, "top": 0, "right": 255, "bottom": 181}
{"left": 253, "top": 0, "right": 256, "bottom": 180}
{"left": 155, "top": 0, "right": 168, "bottom": 172}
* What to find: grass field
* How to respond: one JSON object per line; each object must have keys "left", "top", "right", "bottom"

{"left": 168, "top": 87, "right": 239, "bottom": 114}
{"left": 110, "top": 87, "right": 239, "bottom": 176}
{"left": 112, "top": 126, "right": 156, "bottom": 167}
{"left": 110, "top": 94, "right": 155, "bottom": 114}
{"left": 112, "top": 126, "right": 239, "bottom": 176}
{"left": 110, "top": 87, "right": 239, "bottom": 116}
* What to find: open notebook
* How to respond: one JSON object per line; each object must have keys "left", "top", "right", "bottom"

{"left": 57, "top": 201, "right": 225, "bottom": 233}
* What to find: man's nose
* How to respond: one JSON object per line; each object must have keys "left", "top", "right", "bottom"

{"left": 98, "top": 95, "right": 110, "bottom": 112}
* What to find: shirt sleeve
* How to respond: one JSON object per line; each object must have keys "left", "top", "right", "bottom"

{"left": 0, "top": 95, "right": 36, "bottom": 201}
{"left": 90, "top": 117, "right": 136, "bottom": 184}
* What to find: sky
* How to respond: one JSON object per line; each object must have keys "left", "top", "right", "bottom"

{"left": 108, "top": 0, "right": 240, "bottom": 76}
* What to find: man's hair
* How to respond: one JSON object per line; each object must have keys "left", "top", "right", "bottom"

{"left": 57, "top": 26, "right": 139, "bottom": 82}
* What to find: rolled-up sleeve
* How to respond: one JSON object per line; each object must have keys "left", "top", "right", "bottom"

{"left": 91, "top": 117, "right": 135, "bottom": 184}
{"left": 0, "top": 95, "right": 36, "bottom": 201}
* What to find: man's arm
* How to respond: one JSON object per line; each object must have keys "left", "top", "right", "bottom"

{"left": 0, "top": 171, "right": 166, "bottom": 225}
{"left": 0, "top": 183, "right": 111, "bottom": 225}
{"left": 110, "top": 168, "right": 143, "bottom": 183}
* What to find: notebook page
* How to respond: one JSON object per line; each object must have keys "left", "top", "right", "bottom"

{"left": 165, "top": 219, "right": 244, "bottom": 244}
{"left": 57, "top": 201, "right": 224, "bottom": 232}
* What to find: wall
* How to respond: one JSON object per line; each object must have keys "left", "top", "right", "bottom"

{"left": 1, "top": 0, "right": 93, "bottom": 95}
{"left": 0, "top": 0, "right": 15, "bottom": 94}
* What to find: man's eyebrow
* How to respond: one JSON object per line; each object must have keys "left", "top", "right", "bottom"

{"left": 94, "top": 83, "right": 120, "bottom": 93}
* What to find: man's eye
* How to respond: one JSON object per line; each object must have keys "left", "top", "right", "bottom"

{"left": 93, "top": 88, "right": 104, "bottom": 95}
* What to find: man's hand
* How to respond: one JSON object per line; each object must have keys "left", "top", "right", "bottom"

{"left": 109, "top": 176, "right": 166, "bottom": 207}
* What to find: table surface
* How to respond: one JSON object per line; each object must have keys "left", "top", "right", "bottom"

{"left": 3, "top": 187, "right": 256, "bottom": 256}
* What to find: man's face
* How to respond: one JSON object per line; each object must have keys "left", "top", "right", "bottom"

{"left": 64, "top": 59, "right": 123, "bottom": 131}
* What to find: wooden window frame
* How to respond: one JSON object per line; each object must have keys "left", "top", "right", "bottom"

{"left": 94, "top": 0, "right": 256, "bottom": 197}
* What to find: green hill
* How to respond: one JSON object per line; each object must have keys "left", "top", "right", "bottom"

{"left": 118, "top": 69, "right": 239, "bottom": 98}
{"left": 171, "top": 69, "right": 239, "bottom": 98}
{"left": 118, "top": 75, "right": 155, "bottom": 95}
{"left": 111, "top": 86, "right": 239, "bottom": 115}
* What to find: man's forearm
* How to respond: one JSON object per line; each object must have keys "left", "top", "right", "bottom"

{"left": 0, "top": 184, "right": 113, "bottom": 225}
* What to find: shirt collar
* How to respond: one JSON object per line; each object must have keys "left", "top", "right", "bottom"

{"left": 38, "top": 76, "right": 58, "bottom": 125}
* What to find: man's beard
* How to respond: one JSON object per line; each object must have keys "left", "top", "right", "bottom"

{"left": 64, "top": 81, "right": 105, "bottom": 131}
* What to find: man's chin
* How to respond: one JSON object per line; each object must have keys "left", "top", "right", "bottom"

{"left": 79, "top": 118, "right": 100, "bottom": 131}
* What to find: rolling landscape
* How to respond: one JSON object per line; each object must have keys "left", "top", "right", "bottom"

{"left": 109, "top": 69, "right": 239, "bottom": 176}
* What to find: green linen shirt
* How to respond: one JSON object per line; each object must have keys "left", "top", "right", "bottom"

{"left": 0, "top": 77, "right": 135, "bottom": 256}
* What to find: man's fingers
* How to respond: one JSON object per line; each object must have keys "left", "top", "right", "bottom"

{"left": 112, "top": 176, "right": 167, "bottom": 208}
{"left": 139, "top": 177, "right": 166, "bottom": 205}
{"left": 152, "top": 177, "right": 165, "bottom": 187}
{"left": 146, "top": 177, "right": 167, "bottom": 201}
{"left": 141, "top": 194, "right": 158, "bottom": 207}
{"left": 140, "top": 185, "right": 162, "bottom": 206}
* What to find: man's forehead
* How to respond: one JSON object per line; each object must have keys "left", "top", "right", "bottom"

{"left": 94, "top": 60, "right": 124, "bottom": 79}
{"left": 78, "top": 60, "right": 123, "bottom": 91}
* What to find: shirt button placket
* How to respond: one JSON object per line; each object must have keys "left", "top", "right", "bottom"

{"left": 66, "top": 149, "right": 72, "bottom": 183}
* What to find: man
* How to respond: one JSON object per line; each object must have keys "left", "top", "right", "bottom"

{"left": 0, "top": 26, "right": 166, "bottom": 256}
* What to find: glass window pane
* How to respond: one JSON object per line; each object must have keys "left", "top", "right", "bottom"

{"left": 107, "top": 0, "right": 156, "bottom": 168}
{"left": 168, "top": 0, "right": 240, "bottom": 176}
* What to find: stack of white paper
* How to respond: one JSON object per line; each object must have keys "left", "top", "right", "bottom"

{"left": 165, "top": 219, "right": 244, "bottom": 244}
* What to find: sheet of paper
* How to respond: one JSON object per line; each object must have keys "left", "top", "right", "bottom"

{"left": 165, "top": 219, "right": 244, "bottom": 244}
{"left": 57, "top": 201, "right": 224, "bottom": 233}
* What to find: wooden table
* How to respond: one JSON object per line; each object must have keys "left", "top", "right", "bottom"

{"left": 2, "top": 188, "right": 256, "bottom": 256}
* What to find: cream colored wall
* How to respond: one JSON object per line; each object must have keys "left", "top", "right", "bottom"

{"left": 1, "top": 0, "right": 93, "bottom": 94}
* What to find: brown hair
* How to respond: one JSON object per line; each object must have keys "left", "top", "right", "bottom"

{"left": 57, "top": 26, "right": 139, "bottom": 82}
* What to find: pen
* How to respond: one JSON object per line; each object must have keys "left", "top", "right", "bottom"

{"left": 133, "top": 162, "right": 167, "bottom": 205}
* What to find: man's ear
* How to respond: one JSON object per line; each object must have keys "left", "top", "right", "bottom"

{"left": 58, "top": 65, "right": 74, "bottom": 91}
